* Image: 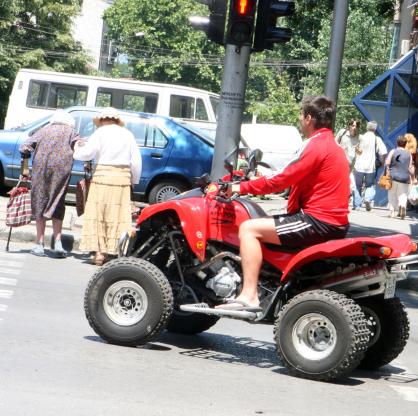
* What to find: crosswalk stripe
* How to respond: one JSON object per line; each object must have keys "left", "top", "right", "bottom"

{"left": 0, "top": 277, "right": 17, "bottom": 286}
{"left": 0, "top": 252, "right": 26, "bottom": 260}
{"left": 0, "top": 290, "right": 13, "bottom": 299}
{"left": 0, "top": 268, "right": 20, "bottom": 275}
{"left": 0, "top": 304, "right": 8, "bottom": 312}
{"left": 0, "top": 260, "right": 23, "bottom": 268}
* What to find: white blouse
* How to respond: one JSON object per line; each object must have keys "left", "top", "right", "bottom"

{"left": 73, "top": 124, "right": 142, "bottom": 184}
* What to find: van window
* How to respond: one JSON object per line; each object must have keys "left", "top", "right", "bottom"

{"left": 27, "top": 80, "right": 88, "bottom": 109}
{"left": 169, "top": 95, "right": 209, "bottom": 121}
{"left": 95, "top": 88, "right": 158, "bottom": 113}
{"left": 210, "top": 96, "right": 219, "bottom": 119}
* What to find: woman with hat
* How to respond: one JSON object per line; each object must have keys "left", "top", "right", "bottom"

{"left": 73, "top": 107, "right": 142, "bottom": 265}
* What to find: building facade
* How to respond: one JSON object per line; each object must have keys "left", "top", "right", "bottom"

{"left": 72, "top": 0, "right": 113, "bottom": 70}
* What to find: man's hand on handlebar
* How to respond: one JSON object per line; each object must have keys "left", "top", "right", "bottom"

{"left": 224, "top": 183, "right": 240, "bottom": 197}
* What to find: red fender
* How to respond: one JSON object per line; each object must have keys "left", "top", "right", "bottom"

{"left": 280, "top": 234, "right": 414, "bottom": 284}
{"left": 136, "top": 197, "right": 209, "bottom": 262}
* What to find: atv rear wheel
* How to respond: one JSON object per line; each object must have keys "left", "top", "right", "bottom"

{"left": 274, "top": 290, "right": 370, "bottom": 381}
{"left": 358, "top": 296, "right": 409, "bottom": 370}
{"left": 84, "top": 258, "right": 173, "bottom": 346}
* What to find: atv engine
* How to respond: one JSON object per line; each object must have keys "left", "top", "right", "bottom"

{"left": 205, "top": 266, "right": 241, "bottom": 298}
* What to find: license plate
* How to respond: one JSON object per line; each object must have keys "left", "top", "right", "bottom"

{"left": 384, "top": 275, "right": 397, "bottom": 299}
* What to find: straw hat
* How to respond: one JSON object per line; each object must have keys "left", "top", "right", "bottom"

{"left": 93, "top": 107, "right": 124, "bottom": 127}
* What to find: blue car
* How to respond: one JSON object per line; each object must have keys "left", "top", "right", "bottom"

{"left": 0, "top": 107, "right": 215, "bottom": 203}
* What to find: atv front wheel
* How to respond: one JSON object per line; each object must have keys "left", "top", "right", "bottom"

{"left": 84, "top": 258, "right": 173, "bottom": 346}
{"left": 274, "top": 290, "right": 370, "bottom": 381}
{"left": 358, "top": 296, "right": 409, "bottom": 370}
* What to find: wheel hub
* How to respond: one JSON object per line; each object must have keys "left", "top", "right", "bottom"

{"left": 362, "top": 306, "right": 381, "bottom": 347}
{"left": 157, "top": 186, "right": 180, "bottom": 203}
{"left": 292, "top": 313, "right": 337, "bottom": 360}
{"left": 103, "top": 280, "right": 148, "bottom": 326}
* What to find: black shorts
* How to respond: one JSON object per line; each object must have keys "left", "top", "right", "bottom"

{"left": 273, "top": 211, "right": 349, "bottom": 248}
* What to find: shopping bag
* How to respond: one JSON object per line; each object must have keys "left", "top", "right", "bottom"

{"left": 408, "top": 184, "right": 418, "bottom": 205}
{"left": 6, "top": 185, "right": 32, "bottom": 227}
{"left": 75, "top": 177, "right": 90, "bottom": 216}
{"left": 378, "top": 170, "right": 392, "bottom": 190}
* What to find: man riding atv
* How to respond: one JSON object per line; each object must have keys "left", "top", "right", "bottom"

{"left": 216, "top": 95, "right": 351, "bottom": 312}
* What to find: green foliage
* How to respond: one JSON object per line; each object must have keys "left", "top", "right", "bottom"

{"left": 0, "top": 0, "right": 90, "bottom": 127}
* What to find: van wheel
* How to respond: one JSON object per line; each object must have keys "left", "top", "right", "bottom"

{"left": 148, "top": 180, "right": 187, "bottom": 204}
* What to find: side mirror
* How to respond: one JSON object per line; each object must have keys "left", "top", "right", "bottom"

{"left": 247, "top": 149, "right": 263, "bottom": 171}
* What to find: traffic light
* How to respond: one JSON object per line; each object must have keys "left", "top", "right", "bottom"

{"left": 189, "top": 0, "right": 228, "bottom": 45}
{"left": 253, "top": 0, "right": 295, "bottom": 52}
{"left": 227, "top": 0, "right": 257, "bottom": 46}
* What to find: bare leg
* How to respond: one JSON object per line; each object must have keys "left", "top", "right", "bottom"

{"left": 52, "top": 219, "right": 63, "bottom": 242}
{"left": 216, "top": 218, "right": 280, "bottom": 308}
{"left": 36, "top": 218, "right": 46, "bottom": 244}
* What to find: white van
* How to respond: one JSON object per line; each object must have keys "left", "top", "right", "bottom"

{"left": 4, "top": 69, "right": 219, "bottom": 129}
{"left": 240, "top": 124, "right": 303, "bottom": 173}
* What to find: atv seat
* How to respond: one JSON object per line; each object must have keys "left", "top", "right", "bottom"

{"left": 236, "top": 197, "right": 268, "bottom": 219}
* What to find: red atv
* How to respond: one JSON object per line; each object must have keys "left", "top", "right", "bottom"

{"left": 84, "top": 153, "right": 417, "bottom": 381}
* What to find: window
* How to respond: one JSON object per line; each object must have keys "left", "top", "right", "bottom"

{"left": 169, "top": 95, "right": 209, "bottom": 120}
{"left": 27, "top": 80, "right": 88, "bottom": 109}
{"left": 169, "top": 95, "right": 195, "bottom": 119}
{"left": 210, "top": 96, "right": 219, "bottom": 119}
{"left": 122, "top": 92, "right": 158, "bottom": 113}
{"left": 71, "top": 111, "right": 97, "bottom": 137}
{"left": 196, "top": 98, "right": 208, "bottom": 120}
{"left": 124, "top": 117, "right": 167, "bottom": 148}
{"left": 96, "top": 91, "right": 112, "bottom": 107}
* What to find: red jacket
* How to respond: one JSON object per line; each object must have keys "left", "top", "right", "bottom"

{"left": 240, "top": 128, "right": 350, "bottom": 226}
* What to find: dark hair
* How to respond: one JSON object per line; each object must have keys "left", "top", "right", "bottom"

{"left": 397, "top": 135, "right": 407, "bottom": 148}
{"left": 348, "top": 119, "right": 360, "bottom": 128}
{"left": 301, "top": 96, "right": 336, "bottom": 129}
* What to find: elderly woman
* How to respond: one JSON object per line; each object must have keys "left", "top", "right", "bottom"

{"left": 19, "top": 110, "right": 79, "bottom": 257}
{"left": 73, "top": 107, "right": 141, "bottom": 265}
{"left": 386, "top": 135, "right": 415, "bottom": 219}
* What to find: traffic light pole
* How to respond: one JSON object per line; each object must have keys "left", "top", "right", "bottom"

{"left": 324, "top": 0, "right": 349, "bottom": 103}
{"left": 211, "top": 44, "right": 251, "bottom": 179}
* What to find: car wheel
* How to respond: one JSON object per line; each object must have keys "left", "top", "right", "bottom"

{"left": 148, "top": 180, "right": 188, "bottom": 204}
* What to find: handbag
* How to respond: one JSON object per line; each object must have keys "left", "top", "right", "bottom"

{"left": 6, "top": 183, "right": 32, "bottom": 227}
{"left": 378, "top": 167, "right": 392, "bottom": 190}
{"left": 76, "top": 176, "right": 91, "bottom": 216}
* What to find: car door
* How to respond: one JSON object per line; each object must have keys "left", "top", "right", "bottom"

{"left": 124, "top": 116, "right": 174, "bottom": 194}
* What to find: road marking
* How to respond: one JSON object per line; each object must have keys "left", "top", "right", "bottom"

{"left": 0, "top": 304, "right": 8, "bottom": 312}
{"left": 0, "top": 252, "right": 26, "bottom": 260}
{"left": 0, "top": 277, "right": 17, "bottom": 286}
{"left": 391, "top": 385, "right": 418, "bottom": 402}
{"left": 0, "top": 260, "right": 23, "bottom": 268}
{"left": 0, "top": 268, "right": 20, "bottom": 275}
{"left": 0, "top": 290, "right": 13, "bottom": 299}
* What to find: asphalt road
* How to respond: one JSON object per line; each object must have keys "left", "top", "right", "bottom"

{"left": 0, "top": 243, "right": 417, "bottom": 416}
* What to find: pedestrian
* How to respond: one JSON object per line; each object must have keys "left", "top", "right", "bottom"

{"left": 405, "top": 133, "right": 417, "bottom": 180}
{"left": 73, "top": 107, "right": 142, "bottom": 265}
{"left": 215, "top": 95, "right": 350, "bottom": 311}
{"left": 335, "top": 119, "right": 360, "bottom": 169}
{"left": 353, "top": 121, "right": 387, "bottom": 211}
{"left": 386, "top": 135, "right": 415, "bottom": 219}
{"left": 19, "top": 110, "right": 80, "bottom": 257}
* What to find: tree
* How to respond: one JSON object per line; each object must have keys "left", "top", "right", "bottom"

{"left": 0, "top": 0, "right": 90, "bottom": 127}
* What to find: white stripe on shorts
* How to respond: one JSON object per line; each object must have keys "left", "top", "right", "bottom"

{"left": 275, "top": 220, "right": 303, "bottom": 232}
{"left": 277, "top": 223, "right": 312, "bottom": 235}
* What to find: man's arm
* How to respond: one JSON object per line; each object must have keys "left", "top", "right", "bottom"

{"left": 237, "top": 140, "right": 320, "bottom": 196}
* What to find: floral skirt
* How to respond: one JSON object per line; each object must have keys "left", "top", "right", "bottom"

{"left": 80, "top": 165, "right": 131, "bottom": 255}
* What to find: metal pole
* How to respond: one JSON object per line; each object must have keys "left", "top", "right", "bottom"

{"left": 211, "top": 44, "right": 251, "bottom": 180}
{"left": 324, "top": 0, "right": 349, "bottom": 103}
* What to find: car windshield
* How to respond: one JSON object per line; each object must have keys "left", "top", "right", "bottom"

{"left": 10, "top": 116, "right": 51, "bottom": 131}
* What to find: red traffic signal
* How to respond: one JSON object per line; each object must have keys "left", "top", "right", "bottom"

{"left": 227, "top": 0, "right": 257, "bottom": 46}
